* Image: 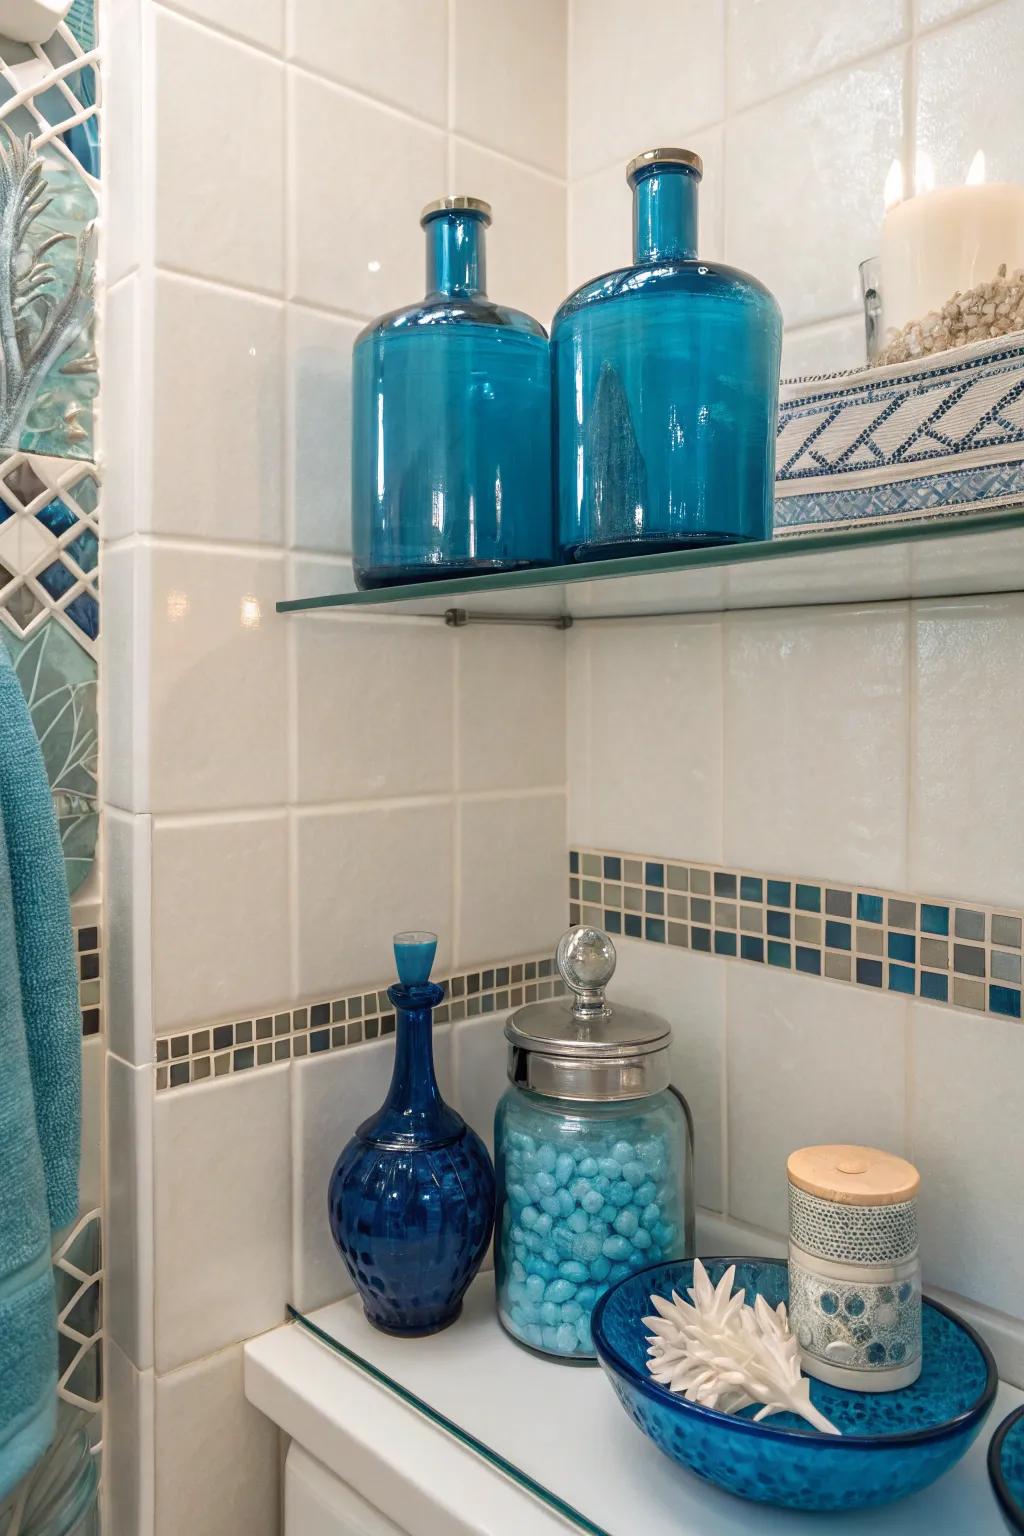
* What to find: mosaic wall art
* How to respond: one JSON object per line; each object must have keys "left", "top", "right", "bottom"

{"left": 570, "top": 847, "right": 1023, "bottom": 1024}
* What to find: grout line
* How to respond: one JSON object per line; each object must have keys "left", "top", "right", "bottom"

{"left": 153, "top": 262, "right": 285, "bottom": 308}
{"left": 153, "top": 0, "right": 285, "bottom": 62}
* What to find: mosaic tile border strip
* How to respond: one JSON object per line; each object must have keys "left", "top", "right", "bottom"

{"left": 155, "top": 953, "right": 567, "bottom": 1092}
{"left": 74, "top": 920, "right": 100, "bottom": 1035}
{"left": 570, "top": 848, "right": 1023, "bottom": 1023}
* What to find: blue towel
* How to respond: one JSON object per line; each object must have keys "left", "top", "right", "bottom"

{"left": 0, "top": 644, "right": 80, "bottom": 1500}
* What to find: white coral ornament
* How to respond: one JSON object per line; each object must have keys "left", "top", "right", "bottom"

{"left": 643, "top": 1260, "right": 840, "bottom": 1436}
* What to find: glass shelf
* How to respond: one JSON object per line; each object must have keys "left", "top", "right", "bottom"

{"left": 277, "top": 509, "right": 1024, "bottom": 624}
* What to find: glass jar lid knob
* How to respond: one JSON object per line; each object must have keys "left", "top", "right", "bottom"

{"left": 557, "top": 927, "right": 616, "bottom": 1020}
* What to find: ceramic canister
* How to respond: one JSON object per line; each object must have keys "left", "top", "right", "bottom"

{"left": 786, "top": 1145, "right": 922, "bottom": 1392}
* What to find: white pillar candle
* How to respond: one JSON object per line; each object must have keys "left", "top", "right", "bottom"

{"left": 880, "top": 174, "right": 1024, "bottom": 335}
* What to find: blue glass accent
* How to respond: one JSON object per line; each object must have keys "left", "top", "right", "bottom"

{"left": 858, "top": 893, "right": 884, "bottom": 924}
{"left": 69, "top": 474, "right": 99, "bottom": 513}
{"left": 740, "top": 935, "right": 764, "bottom": 963}
{"left": 328, "top": 938, "right": 495, "bottom": 1335}
{"left": 825, "top": 920, "right": 851, "bottom": 950}
{"left": 394, "top": 930, "right": 437, "bottom": 985}
{"left": 35, "top": 498, "right": 77, "bottom": 536}
{"left": 604, "top": 909, "right": 621, "bottom": 935}
{"left": 767, "top": 940, "right": 790, "bottom": 968}
{"left": 582, "top": 879, "right": 601, "bottom": 902}
{"left": 920, "top": 971, "right": 948, "bottom": 1003}
{"left": 888, "top": 932, "right": 916, "bottom": 962}
{"left": 766, "top": 910, "right": 790, "bottom": 938}
{"left": 767, "top": 880, "right": 790, "bottom": 908}
{"left": 714, "top": 931, "right": 736, "bottom": 956}
{"left": 66, "top": 527, "right": 99, "bottom": 574}
{"left": 795, "top": 946, "right": 821, "bottom": 975}
{"left": 645, "top": 890, "right": 664, "bottom": 915}
{"left": 889, "top": 964, "right": 916, "bottom": 994}
{"left": 37, "top": 561, "right": 76, "bottom": 599}
{"left": 0, "top": 502, "right": 11, "bottom": 524}
{"left": 352, "top": 203, "right": 553, "bottom": 588}
{"left": 714, "top": 872, "right": 736, "bottom": 897}
{"left": 645, "top": 861, "right": 664, "bottom": 887}
{"left": 569, "top": 851, "right": 578, "bottom": 873}
{"left": 691, "top": 926, "right": 711, "bottom": 953}
{"left": 989, "top": 985, "right": 1022, "bottom": 1019}
{"left": 593, "top": 1258, "right": 996, "bottom": 1512}
{"left": 624, "top": 913, "right": 642, "bottom": 938}
{"left": 795, "top": 883, "right": 821, "bottom": 912}
{"left": 64, "top": 592, "right": 99, "bottom": 640}
{"left": 310, "top": 1028, "right": 330, "bottom": 1051}
{"left": 857, "top": 958, "right": 884, "bottom": 987}
{"left": 233, "top": 1047, "right": 254, "bottom": 1071}
{"left": 645, "top": 917, "right": 666, "bottom": 943}
{"left": 553, "top": 156, "right": 781, "bottom": 561}
{"left": 603, "top": 855, "right": 621, "bottom": 879}
{"left": 740, "top": 876, "right": 763, "bottom": 902}
{"left": 921, "top": 903, "right": 950, "bottom": 935}
{"left": 989, "top": 1403, "right": 1024, "bottom": 1535}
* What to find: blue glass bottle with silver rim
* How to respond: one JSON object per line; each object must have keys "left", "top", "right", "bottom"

{"left": 553, "top": 148, "right": 782, "bottom": 560}
{"left": 328, "top": 931, "right": 495, "bottom": 1336}
{"left": 352, "top": 197, "right": 554, "bottom": 588}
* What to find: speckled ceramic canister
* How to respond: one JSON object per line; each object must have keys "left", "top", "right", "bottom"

{"left": 787, "top": 1145, "right": 922, "bottom": 1392}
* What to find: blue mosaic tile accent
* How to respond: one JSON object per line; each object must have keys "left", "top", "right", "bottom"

{"left": 570, "top": 849, "right": 1024, "bottom": 1025}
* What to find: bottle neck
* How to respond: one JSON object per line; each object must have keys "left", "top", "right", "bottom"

{"left": 425, "top": 211, "right": 487, "bottom": 298}
{"left": 362, "top": 982, "right": 463, "bottom": 1146}
{"left": 632, "top": 165, "right": 699, "bottom": 264}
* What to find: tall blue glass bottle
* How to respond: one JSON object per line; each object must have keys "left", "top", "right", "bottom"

{"left": 553, "top": 149, "right": 782, "bottom": 560}
{"left": 328, "top": 932, "right": 495, "bottom": 1336}
{"left": 352, "top": 197, "right": 554, "bottom": 589}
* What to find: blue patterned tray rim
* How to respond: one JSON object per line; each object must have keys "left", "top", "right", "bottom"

{"left": 988, "top": 1403, "right": 1024, "bottom": 1531}
{"left": 592, "top": 1255, "right": 997, "bottom": 1450}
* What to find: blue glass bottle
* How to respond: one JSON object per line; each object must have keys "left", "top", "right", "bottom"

{"left": 328, "top": 932, "right": 495, "bottom": 1336}
{"left": 352, "top": 197, "right": 554, "bottom": 588}
{"left": 553, "top": 149, "right": 782, "bottom": 560}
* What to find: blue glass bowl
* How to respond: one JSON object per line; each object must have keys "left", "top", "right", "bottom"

{"left": 989, "top": 1404, "right": 1024, "bottom": 1532}
{"left": 592, "top": 1257, "right": 997, "bottom": 1511}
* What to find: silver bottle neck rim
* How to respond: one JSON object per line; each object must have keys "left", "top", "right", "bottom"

{"left": 626, "top": 147, "right": 703, "bottom": 187}
{"left": 420, "top": 195, "right": 492, "bottom": 227}
{"left": 506, "top": 1039, "right": 672, "bottom": 1102}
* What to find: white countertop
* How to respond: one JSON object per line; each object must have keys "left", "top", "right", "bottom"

{"left": 244, "top": 1275, "right": 1021, "bottom": 1536}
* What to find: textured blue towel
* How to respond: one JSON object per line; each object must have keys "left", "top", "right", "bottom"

{"left": 0, "top": 644, "right": 80, "bottom": 1500}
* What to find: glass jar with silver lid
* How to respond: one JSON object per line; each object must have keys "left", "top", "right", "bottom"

{"left": 494, "top": 926, "right": 695, "bottom": 1362}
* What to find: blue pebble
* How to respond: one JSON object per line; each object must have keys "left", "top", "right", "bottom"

{"left": 602, "top": 1235, "right": 631, "bottom": 1261}
{"left": 608, "top": 1262, "right": 630, "bottom": 1282}
{"left": 536, "top": 1144, "right": 556, "bottom": 1173}
{"left": 561, "top": 1301, "right": 583, "bottom": 1323}
{"left": 612, "top": 1141, "right": 634, "bottom": 1165}
{"left": 511, "top": 1259, "right": 527, "bottom": 1281}
{"left": 524, "top": 1232, "right": 542, "bottom": 1253}
{"left": 533, "top": 1212, "right": 552, "bottom": 1237}
{"left": 610, "top": 1182, "right": 634, "bottom": 1207}
{"left": 507, "top": 1280, "right": 526, "bottom": 1304}
{"left": 535, "top": 1171, "right": 557, "bottom": 1197}
{"left": 635, "top": 1180, "right": 657, "bottom": 1206}
{"left": 576, "top": 1316, "right": 593, "bottom": 1350}
{"left": 541, "top": 1243, "right": 559, "bottom": 1264}
{"left": 567, "top": 1211, "right": 590, "bottom": 1234}
{"left": 545, "top": 1278, "right": 576, "bottom": 1305}
{"left": 599, "top": 1203, "right": 617, "bottom": 1224}
{"left": 542, "top": 1326, "right": 561, "bottom": 1351}
{"left": 520, "top": 1205, "right": 539, "bottom": 1229}
{"left": 595, "top": 1176, "right": 611, "bottom": 1194}
{"left": 598, "top": 1159, "right": 620, "bottom": 1180}
{"left": 508, "top": 1183, "right": 529, "bottom": 1206}
{"left": 552, "top": 1227, "right": 574, "bottom": 1255}
{"left": 525, "top": 1274, "right": 545, "bottom": 1302}
{"left": 655, "top": 1222, "right": 676, "bottom": 1248}
{"left": 557, "top": 1323, "right": 578, "bottom": 1353}
{"left": 641, "top": 1203, "right": 661, "bottom": 1231}
{"left": 581, "top": 1190, "right": 604, "bottom": 1215}
{"left": 540, "top": 1195, "right": 561, "bottom": 1217}
{"left": 569, "top": 1179, "right": 591, "bottom": 1204}
{"left": 576, "top": 1285, "right": 596, "bottom": 1309}
{"left": 578, "top": 1157, "right": 599, "bottom": 1178}
{"left": 622, "top": 1161, "right": 647, "bottom": 1188}
{"left": 525, "top": 1257, "right": 558, "bottom": 1281}
{"left": 540, "top": 1301, "right": 560, "bottom": 1326}
{"left": 522, "top": 1153, "right": 540, "bottom": 1176}
{"left": 556, "top": 1189, "right": 575, "bottom": 1217}
{"left": 627, "top": 1250, "right": 646, "bottom": 1269}
{"left": 614, "top": 1209, "right": 638, "bottom": 1238}
{"left": 555, "top": 1153, "right": 576, "bottom": 1187}
{"left": 591, "top": 1257, "right": 611, "bottom": 1280}
{"left": 632, "top": 1228, "right": 652, "bottom": 1250}
{"left": 571, "top": 1232, "right": 602, "bottom": 1264}
{"left": 559, "top": 1260, "right": 589, "bottom": 1283}
{"left": 525, "top": 1324, "right": 543, "bottom": 1348}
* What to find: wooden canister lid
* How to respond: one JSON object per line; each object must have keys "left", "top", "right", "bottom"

{"left": 787, "top": 1144, "right": 920, "bottom": 1206}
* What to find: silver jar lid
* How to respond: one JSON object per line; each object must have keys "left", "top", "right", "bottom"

{"left": 626, "top": 147, "right": 703, "bottom": 186}
{"left": 420, "top": 195, "right": 492, "bottom": 226}
{"left": 504, "top": 927, "right": 671, "bottom": 1102}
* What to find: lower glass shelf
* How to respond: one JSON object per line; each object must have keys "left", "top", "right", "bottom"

{"left": 277, "top": 508, "right": 1024, "bottom": 624}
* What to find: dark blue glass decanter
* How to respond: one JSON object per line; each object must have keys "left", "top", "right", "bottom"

{"left": 328, "top": 932, "right": 495, "bottom": 1336}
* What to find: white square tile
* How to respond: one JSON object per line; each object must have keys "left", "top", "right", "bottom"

{"left": 154, "top": 1343, "right": 280, "bottom": 1536}
{"left": 781, "top": 316, "right": 867, "bottom": 379}
{"left": 727, "top": 0, "right": 905, "bottom": 110}
{"left": 727, "top": 965, "right": 908, "bottom": 1233}
{"left": 724, "top": 604, "right": 909, "bottom": 888}
{"left": 290, "top": 73, "right": 446, "bottom": 318}
{"left": 567, "top": 618, "right": 724, "bottom": 863}
{"left": 288, "top": 306, "right": 360, "bottom": 555}
{"left": 151, "top": 275, "right": 285, "bottom": 543}
{"left": 612, "top": 942, "right": 726, "bottom": 1211}
{"left": 296, "top": 802, "right": 454, "bottom": 997}
{"left": 163, "top": 0, "right": 283, "bottom": 51}
{"left": 910, "top": 1002, "right": 1024, "bottom": 1318}
{"left": 151, "top": 814, "right": 290, "bottom": 1032}
{"left": 154, "top": 1065, "right": 291, "bottom": 1372}
{"left": 295, "top": 618, "right": 454, "bottom": 802}
{"left": 451, "top": 1013, "right": 510, "bottom": 1162}
{"left": 725, "top": 50, "right": 904, "bottom": 327}
{"left": 451, "top": 141, "right": 567, "bottom": 329}
{"left": 102, "top": 275, "right": 139, "bottom": 544}
{"left": 105, "top": 810, "right": 152, "bottom": 1066}
{"left": 80, "top": 1036, "right": 104, "bottom": 1217}
{"left": 290, "top": 0, "right": 447, "bottom": 125}
{"left": 103, "top": 0, "right": 143, "bottom": 285}
{"left": 911, "top": 595, "right": 1024, "bottom": 908}
{"left": 106, "top": 1055, "right": 154, "bottom": 1368}
{"left": 286, "top": 553, "right": 356, "bottom": 601}
{"left": 99, "top": 546, "right": 141, "bottom": 811}
{"left": 457, "top": 626, "right": 565, "bottom": 793}
{"left": 154, "top": 10, "right": 284, "bottom": 292}
{"left": 291, "top": 1037, "right": 393, "bottom": 1312}
{"left": 106, "top": 1341, "right": 154, "bottom": 1536}
{"left": 569, "top": 0, "right": 725, "bottom": 180}
{"left": 916, "top": 0, "right": 991, "bottom": 24}
{"left": 457, "top": 793, "right": 565, "bottom": 965}
{"left": 144, "top": 543, "right": 288, "bottom": 813}
{"left": 916, "top": 0, "right": 1024, "bottom": 188}
{"left": 452, "top": 0, "right": 567, "bottom": 175}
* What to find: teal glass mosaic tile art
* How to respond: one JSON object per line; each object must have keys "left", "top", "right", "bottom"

{"left": 570, "top": 848, "right": 1022, "bottom": 1024}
